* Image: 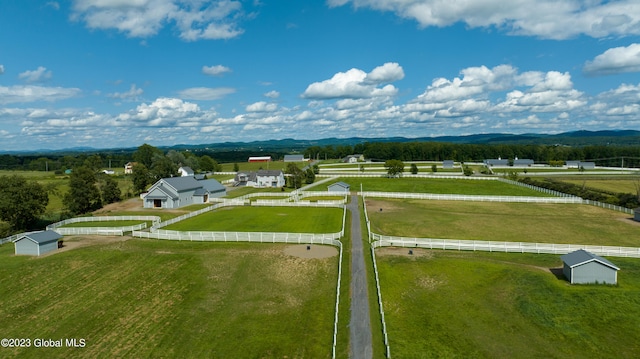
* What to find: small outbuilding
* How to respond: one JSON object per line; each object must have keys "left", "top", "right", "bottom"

{"left": 634, "top": 208, "right": 639, "bottom": 222}
{"left": 328, "top": 182, "right": 350, "bottom": 193}
{"left": 442, "top": 160, "right": 454, "bottom": 169}
{"left": 284, "top": 154, "right": 305, "bottom": 162}
{"left": 13, "top": 230, "right": 62, "bottom": 256}
{"left": 561, "top": 249, "right": 619, "bottom": 285}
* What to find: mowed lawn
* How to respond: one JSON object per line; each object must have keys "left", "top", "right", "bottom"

{"left": 165, "top": 206, "right": 344, "bottom": 233}
{"left": 376, "top": 250, "right": 640, "bottom": 358}
{"left": 366, "top": 199, "right": 640, "bottom": 247}
{"left": 59, "top": 220, "right": 146, "bottom": 228}
{"left": 0, "top": 239, "right": 338, "bottom": 358}
{"left": 333, "top": 177, "right": 554, "bottom": 196}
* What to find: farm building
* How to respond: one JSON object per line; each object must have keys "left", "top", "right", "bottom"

{"left": 142, "top": 176, "right": 226, "bottom": 209}
{"left": 566, "top": 160, "right": 596, "bottom": 169}
{"left": 178, "top": 166, "right": 195, "bottom": 177}
{"left": 561, "top": 249, "right": 619, "bottom": 285}
{"left": 284, "top": 154, "right": 305, "bottom": 162}
{"left": 124, "top": 162, "right": 137, "bottom": 174}
{"left": 328, "top": 182, "right": 350, "bottom": 193}
{"left": 248, "top": 156, "right": 272, "bottom": 162}
{"left": 484, "top": 158, "right": 509, "bottom": 166}
{"left": 442, "top": 160, "right": 454, "bottom": 169}
{"left": 234, "top": 170, "right": 285, "bottom": 188}
{"left": 635, "top": 208, "right": 640, "bottom": 222}
{"left": 343, "top": 154, "right": 364, "bottom": 163}
{"left": 513, "top": 159, "right": 534, "bottom": 166}
{"left": 13, "top": 231, "right": 62, "bottom": 256}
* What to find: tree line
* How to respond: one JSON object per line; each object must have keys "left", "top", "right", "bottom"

{"left": 305, "top": 142, "right": 640, "bottom": 167}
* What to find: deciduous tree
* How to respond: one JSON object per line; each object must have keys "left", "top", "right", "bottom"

{"left": 0, "top": 175, "right": 48, "bottom": 230}
{"left": 63, "top": 166, "right": 102, "bottom": 215}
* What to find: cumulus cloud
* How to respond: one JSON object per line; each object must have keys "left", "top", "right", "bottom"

{"left": 245, "top": 101, "right": 278, "bottom": 112}
{"left": 18, "top": 66, "right": 52, "bottom": 83}
{"left": 71, "top": 0, "right": 245, "bottom": 41}
{"left": 108, "top": 84, "right": 143, "bottom": 101}
{"left": 302, "top": 62, "right": 403, "bottom": 99}
{"left": 264, "top": 90, "right": 280, "bottom": 98}
{"left": 202, "top": 64, "right": 231, "bottom": 76}
{"left": 178, "top": 87, "right": 235, "bottom": 100}
{"left": 329, "top": 0, "right": 640, "bottom": 39}
{"left": 584, "top": 43, "right": 640, "bottom": 75}
{"left": 0, "top": 85, "right": 80, "bottom": 104}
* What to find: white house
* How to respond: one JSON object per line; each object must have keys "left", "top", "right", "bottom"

{"left": 142, "top": 176, "right": 226, "bottom": 209}
{"left": 343, "top": 154, "right": 364, "bottom": 163}
{"left": 124, "top": 162, "right": 137, "bottom": 174}
{"left": 178, "top": 166, "right": 195, "bottom": 177}
{"left": 234, "top": 170, "right": 285, "bottom": 188}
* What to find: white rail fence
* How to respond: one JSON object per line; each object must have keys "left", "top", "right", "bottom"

{"left": 46, "top": 216, "right": 161, "bottom": 236}
{"left": 370, "top": 233, "right": 640, "bottom": 258}
{"left": 134, "top": 230, "right": 343, "bottom": 243}
{"left": 0, "top": 231, "right": 40, "bottom": 245}
{"left": 497, "top": 178, "right": 577, "bottom": 198}
{"left": 360, "top": 191, "right": 582, "bottom": 203}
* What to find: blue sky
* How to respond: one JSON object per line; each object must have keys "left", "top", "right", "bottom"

{"left": 1, "top": 0, "right": 640, "bottom": 151}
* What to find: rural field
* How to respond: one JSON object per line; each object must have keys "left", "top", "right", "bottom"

{"left": 0, "top": 239, "right": 340, "bottom": 358}
{"left": 164, "top": 206, "right": 344, "bottom": 233}
{"left": 557, "top": 176, "right": 640, "bottom": 194}
{"left": 366, "top": 199, "right": 640, "bottom": 246}
{"left": 375, "top": 249, "right": 640, "bottom": 358}
{"left": 326, "top": 177, "right": 553, "bottom": 197}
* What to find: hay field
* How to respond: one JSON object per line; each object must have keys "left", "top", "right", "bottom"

{"left": 376, "top": 250, "right": 640, "bottom": 358}
{"left": 366, "top": 199, "right": 640, "bottom": 246}
{"left": 0, "top": 239, "right": 339, "bottom": 358}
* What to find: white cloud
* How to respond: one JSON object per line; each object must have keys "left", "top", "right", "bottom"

{"left": 264, "top": 90, "right": 280, "bottom": 98}
{"left": 108, "top": 84, "right": 143, "bottom": 101}
{"left": 0, "top": 85, "right": 80, "bottom": 104}
{"left": 245, "top": 101, "right": 278, "bottom": 112}
{"left": 71, "top": 0, "right": 246, "bottom": 40}
{"left": 330, "top": 0, "right": 640, "bottom": 39}
{"left": 202, "top": 64, "right": 231, "bottom": 76}
{"left": 178, "top": 87, "right": 235, "bottom": 100}
{"left": 302, "top": 63, "right": 403, "bottom": 99}
{"left": 46, "top": 1, "right": 60, "bottom": 10}
{"left": 18, "top": 66, "right": 52, "bottom": 83}
{"left": 584, "top": 43, "right": 640, "bottom": 75}
{"left": 0, "top": 65, "right": 4, "bottom": 75}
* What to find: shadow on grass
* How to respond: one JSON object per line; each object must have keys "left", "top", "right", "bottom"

{"left": 549, "top": 267, "right": 568, "bottom": 282}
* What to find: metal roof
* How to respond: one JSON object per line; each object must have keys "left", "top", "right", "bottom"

{"left": 15, "top": 230, "right": 62, "bottom": 244}
{"left": 199, "top": 179, "right": 226, "bottom": 193}
{"left": 329, "top": 181, "right": 350, "bottom": 189}
{"left": 160, "top": 176, "right": 203, "bottom": 192}
{"left": 561, "top": 249, "right": 620, "bottom": 271}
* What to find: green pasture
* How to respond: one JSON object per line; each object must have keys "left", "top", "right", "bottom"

{"left": 366, "top": 199, "right": 639, "bottom": 247}
{"left": 376, "top": 250, "right": 640, "bottom": 358}
{"left": 225, "top": 186, "right": 293, "bottom": 198}
{"left": 165, "top": 206, "right": 343, "bottom": 233}
{"left": 334, "top": 177, "right": 553, "bottom": 197}
{"left": 557, "top": 177, "right": 639, "bottom": 194}
{"left": 0, "top": 240, "right": 339, "bottom": 358}
{"left": 219, "top": 161, "right": 305, "bottom": 172}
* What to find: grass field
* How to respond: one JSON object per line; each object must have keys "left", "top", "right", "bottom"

{"left": 332, "top": 177, "right": 554, "bottom": 197}
{"left": 558, "top": 177, "right": 639, "bottom": 194}
{"left": 376, "top": 250, "right": 640, "bottom": 358}
{"left": 366, "top": 199, "right": 640, "bottom": 247}
{"left": 165, "top": 206, "right": 344, "bottom": 233}
{"left": 59, "top": 220, "right": 147, "bottom": 228}
{"left": 0, "top": 239, "right": 339, "bottom": 358}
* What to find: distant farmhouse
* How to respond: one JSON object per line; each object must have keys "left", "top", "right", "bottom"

{"left": 343, "top": 154, "right": 364, "bottom": 163}
{"left": 178, "top": 166, "right": 195, "bottom": 177}
{"left": 142, "top": 176, "right": 226, "bottom": 209}
{"left": 124, "top": 162, "right": 137, "bottom": 174}
{"left": 13, "top": 230, "right": 62, "bottom": 256}
{"left": 566, "top": 160, "right": 596, "bottom": 169}
{"left": 284, "top": 154, "right": 305, "bottom": 162}
{"left": 248, "top": 156, "right": 272, "bottom": 163}
{"left": 561, "top": 249, "right": 620, "bottom": 285}
{"left": 234, "top": 170, "right": 285, "bottom": 188}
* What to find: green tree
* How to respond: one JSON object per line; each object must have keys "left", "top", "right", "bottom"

{"left": 150, "top": 155, "right": 178, "bottom": 179}
{"left": 431, "top": 164, "right": 437, "bottom": 173}
{"left": 411, "top": 163, "right": 419, "bottom": 174}
{"left": 84, "top": 154, "right": 103, "bottom": 171}
{"left": 233, "top": 163, "right": 239, "bottom": 172}
{"left": 463, "top": 165, "right": 473, "bottom": 176}
{"left": 133, "top": 143, "right": 163, "bottom": 168}
{"left": 0, "top": 175, "right": 49, "bottom": 230}
{"left": 200, "top": 155, "right": 221, "bottom": 172}
{"left": 132, "top": 163, "right": 152, "bottom": 193}
{"left": 99, "top": 174, "right": 121, "bottom": 204}
{"left": 384, "top": 159, "right": 405, "bottom": 177}
{"left": 305, "top": 168, "right": 316, "bottom": 184}
{"left": 285, "top": 163, "right": 304, "bottom": 189}
{"left": 63, "top": 167, "right": 102, "bottom": 215}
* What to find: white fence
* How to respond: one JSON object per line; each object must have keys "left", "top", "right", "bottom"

{"left": 0, "top": 231, "right": 40, "bottom": 245}
{"left": 584, "top": 199, "right": 635, "bottom": 215}
{"left": 370, "top": 233, "right": 640, "bottom": 258}
{"left": 46, "top": 216, "right": 161, "bottom": 236}
{"left": 360, "top": 191, "right": 582, "bottom": 203}
{"left": 134, "top": 229, "right": 343, "bottom": 243}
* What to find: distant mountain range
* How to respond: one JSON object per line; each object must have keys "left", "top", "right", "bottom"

{"left": 4, "top": 130, "right": 640, "bottom": 155}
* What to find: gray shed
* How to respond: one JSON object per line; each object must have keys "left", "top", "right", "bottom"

{"left": 561, "top": 249, "right": 619, "bottom": 284}
{"left": 328, "top": 182, "right": 350, "bottom": 193}
{"left": 284, "top": 154, "right": 305, "bottom": 162}
{"left": 442, "top": 160, "right": 454, "bottom": 169}
{"left": 13, "top": 231, "right": 62, "bottom": 256}
{"left": 634, "top": 208, "right": 639, "bottom": 222}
